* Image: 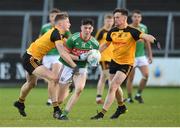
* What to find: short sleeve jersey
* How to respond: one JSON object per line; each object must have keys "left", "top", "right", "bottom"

{"left": 95, "top": 28, "right": 114, "bottom": 62}
{"left": 27, "top": 28, "right": 63, "bottom": 61}
{"left": 59, "top": 32, "right": 99, "bottom": 68}
{"left": 134, "top": 23, "right": 148, "bottom": 57}
{"left": 40, "top": 23, "right": 71, "bottom": 55}
{"left": 106, "top": 26, "right": 142, "bottom": 66}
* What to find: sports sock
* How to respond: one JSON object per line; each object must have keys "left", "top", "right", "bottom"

{"left": 128, "top": 93, "right": 132, "bottom": 99}
{"left": 136, "top": 89, "right": 142, "bottom": 96}
{"left": 47, "top": 99, "right": 52, "bottom": 103}
{"left": 96, "top": 94, "right": 102, "bottom": 98}
{"left": 118, "top": 102, "right": 124, "bottom": 107}
{"left": 18, "top": 98, "right": 25, "bottom": 103}
{"left": 101, "top": 108, "right": 107, "bottom": 115}
{"left": 52, "top": 102, "right": 59, "bottom": 107}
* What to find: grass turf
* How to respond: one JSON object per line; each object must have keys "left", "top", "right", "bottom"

{"left": 0, "top": 86, "right": 180, "bottom": 127}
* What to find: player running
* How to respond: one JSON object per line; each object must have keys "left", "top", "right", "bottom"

{"left": 90, "top": 8, "right": 160, "bottom": 120}
{"left": 57, "top": 18, "right": 99, "bottom": 120}
{"left": 13, "top": 13, "right": 76, "bottom": 119}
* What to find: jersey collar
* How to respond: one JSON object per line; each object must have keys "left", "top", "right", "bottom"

{"left": 80, "top": 32, "right": 91, "bottom": 42}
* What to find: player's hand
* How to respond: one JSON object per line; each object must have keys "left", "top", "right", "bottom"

{"left": 154, "top": 39, "right": 161, "bottom": 50}
{"left": 148, "top": 56, "right": 153, "bottom": 64}
{"left": 79, "top": 52, "right": 91, "bottom": 61}
{"left": 89, "top": 59, "right": 99, "bottom": 67}
{"left": 72, "top": 66, "right": 79, "bottom": 75}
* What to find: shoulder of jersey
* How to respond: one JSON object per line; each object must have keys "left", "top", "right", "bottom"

{"left": 126, "top": 25, "right": 140, "bottom": 32}
{"left": 90, "top": 36, "right": 99, "bottom": 47}
{"left": 98, "top": 28, "right": 108, "bottom": 33}
{"left": 42, "top": 23, "right": 52, "bottom": 28}
{"left": 71, "top": 32, "right": 80, "bottom": 41}
{"left": 110, "top": 26, "right": 119, "bottom": 31}
{"left": 139, "top": 23, "right": 147, "bottom": 29}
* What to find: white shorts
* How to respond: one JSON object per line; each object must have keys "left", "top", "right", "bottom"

{"left": 59, "top": 65, "right": 87, "bottom": 85}
{"left": 134, "top": 56, "right": 148, "bottom": 67}
{"left": 42, "top": 55, "right": 62, "bottom": 69}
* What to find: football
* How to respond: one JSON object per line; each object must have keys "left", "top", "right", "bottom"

{"left": 87, "top": 49, "right": 101, "bottom": 67}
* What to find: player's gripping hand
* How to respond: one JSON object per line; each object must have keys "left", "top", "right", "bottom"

{"left": 89, "top": 59, "right": 99, "bottom": 67}
{"left": 72, "top": 66, "right": 79, "bottom": 75}
{"left": 79, "top": 51, "right": 91, "bottom": 61}
{"left": 154, "top": 39, "right": 161, "bottom": 50}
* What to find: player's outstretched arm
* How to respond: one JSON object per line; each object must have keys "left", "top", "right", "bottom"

{"left": 141, "top": 34, "right": 161, "bottom": 49}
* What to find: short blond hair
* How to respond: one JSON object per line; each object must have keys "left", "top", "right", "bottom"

{"left": 104, "top": 13, "right": 113, "bottom": 20}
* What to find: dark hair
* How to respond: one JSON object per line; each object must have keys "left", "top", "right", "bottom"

{"left": 81, "top": 18, "right": 94, "bottom": 26}
{"left": 49, "top": 8, "right": 61, "bottom": 14}
{"left": 113, "top": 8, "right": 129, "bottom": 16}
{"left": 54, "top": 12, "right": 69, "bottom": 23}
{"left": 132, "top": 10, "right": 142, "bottom": 15}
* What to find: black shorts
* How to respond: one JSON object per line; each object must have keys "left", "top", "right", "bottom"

{"left": 109, "top": 60, "right": 133, "bottom": 76}
{"left": 100, "top": 61, "right": 110, "bottom": 70}
{"left": 22, "top": 52, "right": 42, "bottom": 75}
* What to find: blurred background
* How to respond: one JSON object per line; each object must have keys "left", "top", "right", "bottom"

{"left": 0, "top": 0, "right": 180, "bottom": 86}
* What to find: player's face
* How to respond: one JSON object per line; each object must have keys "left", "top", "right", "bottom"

{"left": 81, "top": 24, "right": 93, "bottom": 37}
{"left": 61, "top": 18, "right": 71, "bottom": 31}
{"left": 56, "top": 18, "right": 71, "bottom": 31}
{"left": 49, "top": 13, "right": 57, "bottom": 25}
{"left": 104, "top": 18, "right": 114, "bottom": 28}
{"left": 114, "top": 12, "right": 127, "bottom": 27}
{"left": 131, "top": 13, "right": 142, "bottom": 25}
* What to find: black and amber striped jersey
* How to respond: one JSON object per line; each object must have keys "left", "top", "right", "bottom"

{"left": 27, "top": 27, "right": 64, "bottom": 61}
{"left": 106, "top": 26, "right": 142, "bottom": 66}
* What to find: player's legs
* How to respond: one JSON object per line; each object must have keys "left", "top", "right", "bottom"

{"left": 60, "top": 69, "right": 87, "bottom": 120}
{"left": 134, "top": 56, "right": 149, "bottom": 103}
{"left": 19, "top": 73, "right": 38, "bottom": 101}
{"left": 33, "top": 65, "right": 58, "bottom": 82}
{"left": 65, "top": 73, "right": 87, "bottom": 111}
{"left": 96, "top": 69, "right": 108, "bottom": 104}
{"left": 91, "top": 71, "right": 127, "bottom": 120}
{"left": 14, "top": 53, "right": 60, "bottom": 118}
{"left": 135, "top": 65, "right": 149, "bottom": 103}
{"left": 57, "top": 83, "right": 70, "bottom": 105}
{"left": 139, "top": 65, "right": 149, "bottom": 91}
{"left": 109, "top": 74, "right": 126, "bottom": 104}
{"left": 109, "top": 87, "right": 128, "bottom": 119}
{"left": 14, "top": 73, "right": 38, "bottom": 117}
{"left": 47, "top": 63, "right": 62, "bottom": 105}
{"left": 102, "top": 71, "right": 126, "bottom": 111}
{"left": 126, "top": 68, "right": 135, "bottom": 103}
{"left": 91, "top": 61, "right": 132, "bottom": 120}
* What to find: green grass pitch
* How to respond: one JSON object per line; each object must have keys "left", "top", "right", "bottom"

{"left": 0, "top": 85, "right": 180, "bottom": 127}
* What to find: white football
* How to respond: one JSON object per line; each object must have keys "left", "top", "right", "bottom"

{"left": 87, "top": 49, "right": 101, "bottom": 67}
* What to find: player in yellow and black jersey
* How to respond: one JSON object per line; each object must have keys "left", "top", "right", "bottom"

{"left": 95, "top": 13, "right": 114, "bottom": 104}
{"left": 91, "top": 8, "right": 160, "bottom": 120}
{"left": 13, "top": 13, "right": 77, "bottom": 120}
